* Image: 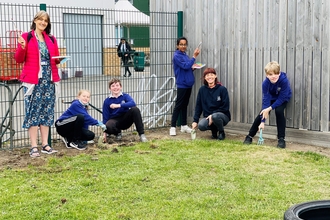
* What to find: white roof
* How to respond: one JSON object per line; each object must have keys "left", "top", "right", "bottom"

{"left": 115, "top": 0, "right": 149, "bottom": 26}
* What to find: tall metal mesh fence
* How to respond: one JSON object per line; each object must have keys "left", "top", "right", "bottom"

{"left": 0, "top": 3, "right": 178, "bottom": 149}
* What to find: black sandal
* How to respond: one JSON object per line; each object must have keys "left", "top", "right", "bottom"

{"left": 29, "top": 147, "right": 40, "bottom": 158}
{"left": 41, "top": 144, "right": 58, "bottom": 155}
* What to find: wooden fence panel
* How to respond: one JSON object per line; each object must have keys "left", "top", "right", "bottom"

{"left": 311, "top": 1, "right": 322, "bottom": 130}
{"left": 255, "top": 0, "right": 265, "bottom": 121}
{"left": 320, "top": 0, "right": 330, "bottom": 131}
{"left": 247, "top": 0, "right": 257, "bottom": 123}
{"left": 151, "top": 0, "right": 330, "bottom": 132}
{"left": 294, "top": 0, "right": 305, "bottom": 129}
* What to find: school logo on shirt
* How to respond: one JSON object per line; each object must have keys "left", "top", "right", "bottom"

{"left": 121, "top": 100, "right": 126, "bottom": 104}
{"left": 277, "top": 87, "right": 281, "bottom": 94}
{"left": 217, "top": 96, "right": 221, "bottom": 101}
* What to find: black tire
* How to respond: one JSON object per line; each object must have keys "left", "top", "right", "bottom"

{"left": 284, "top": 200, "right": 330, "bottom": 220}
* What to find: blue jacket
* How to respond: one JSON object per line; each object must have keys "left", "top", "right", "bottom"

{"left": 102, "top": 93, "right": 136, "bottom": 123}
{"left": 56, "top": 100, "right": 99, "bottom": 129}
{"left": 172, "top": 49, "right": 196, "bottom": 88}
{"left": 193, "top": 84, "right": 231, "bottom": 122}
{"left": 262, "top": 72, "right": 292, "bottom": 110}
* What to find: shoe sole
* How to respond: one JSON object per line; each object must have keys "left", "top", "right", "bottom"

{"left": 72, "top": 147, "right": 87, "bottom": 151}
{"left": 41, "top": 150, "right": 58, "bottom": 154}
{"left": 29, "top": 153, "right": 40, "bottom": 158}
{"left": 61, "top": 137, "right": 72, "bottom": 149}
{"left": 69, "top": 144, "right": 87, "bottom": 151}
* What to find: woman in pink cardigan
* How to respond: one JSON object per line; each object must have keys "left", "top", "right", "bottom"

{"left": 15, "top": 10, "right": 61, "bottom": 157}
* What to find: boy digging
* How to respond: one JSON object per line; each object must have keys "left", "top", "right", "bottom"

{"left": 243, "top": 61, "right": 292, "bottom": 148}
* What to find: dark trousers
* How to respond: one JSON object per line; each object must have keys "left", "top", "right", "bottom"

{"left": 171, "top": 88, "right": 192, "bottom": 127}
{"left": 122, "top": 55, "right": 131, "bottom": 76}
{"left": 198, "top": 112, "right": 230, "bottom": 133}
{"left": 248, "top": 102, "right": 288, "bottom": 139}
{"left": 55, "top": 114, "right": 95, "bottom": 142}
{"left": 104, "top": 107, "right": 144, "bottom": 135}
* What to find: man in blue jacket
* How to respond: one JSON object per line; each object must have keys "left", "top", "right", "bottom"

{"left": 243, "top": 61, "right": 292, "bottom": 148}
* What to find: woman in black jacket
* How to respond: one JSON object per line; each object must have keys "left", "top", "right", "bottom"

{"left": 191, "top": 68, "right": 231, "bottom": 140}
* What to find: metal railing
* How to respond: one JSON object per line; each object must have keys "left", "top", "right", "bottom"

{"left": 0, "top": 3, "right": 178, "bottom": 149}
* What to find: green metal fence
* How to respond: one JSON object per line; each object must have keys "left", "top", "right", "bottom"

{"left": 0, "top": 3, "right": 178, "bottom": 149}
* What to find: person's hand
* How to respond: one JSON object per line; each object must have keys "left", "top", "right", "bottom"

{"left": 17, "top": 35, "right": 26, "bottom": 49}
{"left": 258, "top": 122, "right": 265, "bottom": 131}
{"left": 191, "top": 122, "right": 197, "bottom": 130}
{"left": 103, "top": 132, "right": 107, "bottom": 143}
{"left": 110, "top": 103, "right": 120, "bottom": 109}
{"left": 98, "top": 121, "right": 107, "bottom": 131}
{"left": 100, "top": 124, "right": 107, "bottom": 131}
{"left": 193, "top": 48, "right": 200, "bottom": 58}
{"left": 206, "top": 115, "right": 213, "bottom": 126}
{"left": 260, "top": 107, "right": 272, "bottom": 120}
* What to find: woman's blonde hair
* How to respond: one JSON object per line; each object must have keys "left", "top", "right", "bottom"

{"left": 30, "top": 10, "right": 51, "bottom": 34}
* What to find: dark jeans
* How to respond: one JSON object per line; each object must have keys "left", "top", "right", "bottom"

{"left": 55, "top": 114, "right": 95, "bottom": 142}
{"left": 198, "top": 112, "right": 230, "bottom": 133}
{"left": 171, "top": 88, "right": 192, "bottom": 127}
{"left": 104, "top": 106, "right": 144, "bottom": 135}
{"left": 122, "top": 55, "right": 131, "bottom": 76}
{"left": 248, "top": 102, "right": 288, "bottom": 139}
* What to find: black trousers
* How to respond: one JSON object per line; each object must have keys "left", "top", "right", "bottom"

{"left": 171, "top": 88, "right": 192, "bottom": 127}
{"left": 55, "top": 114, "right": 95, "bottom": 142}
{"left": 248, "top": 102, "right": 288, "bottom": 139}
{"left": 122, "top": 55, "right": 132, "bottom": 76}
{"left": 198, "top": 112, "right": 230, "bottom": 133}
{"left": 104, "top": 107, "right": 144, "bottom": 135}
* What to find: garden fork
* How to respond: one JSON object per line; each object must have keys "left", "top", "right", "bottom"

{"left": 257, "top": 128, "right": 264, "bottom": 145}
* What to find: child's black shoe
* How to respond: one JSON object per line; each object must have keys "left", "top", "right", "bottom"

{"left": 277, "top": 138, "right": 286, "bottom": 148}
{"left": 243, "top": 135, "right": 252, "bottom": 145}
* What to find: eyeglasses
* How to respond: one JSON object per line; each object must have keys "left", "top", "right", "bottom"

{"left": 179, "top": 44, "right": 187, "bottom": 47}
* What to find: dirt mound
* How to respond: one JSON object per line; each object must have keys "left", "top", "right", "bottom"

{"left": 1, "top": 128, "right": 330, "bottom": 170}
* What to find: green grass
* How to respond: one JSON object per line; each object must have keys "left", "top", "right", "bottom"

{"left": 1, "top": 139, "right": 330, "bottom": 219}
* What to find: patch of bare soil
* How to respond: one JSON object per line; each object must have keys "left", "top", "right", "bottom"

{"left": 1, "top": 127, "right": 330, "bottom": 170}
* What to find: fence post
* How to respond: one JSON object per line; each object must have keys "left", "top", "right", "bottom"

{"left": 39, "top": 3, "right": 52, "bottom": 147}
{"left": 177, "top": 11, "right": 183, "bottom": 38}
{"left": 176, "top": 11, "right": 183, "bottom": 127}
{"left": 40, "top": 3, "right": 46, "bottom": 11}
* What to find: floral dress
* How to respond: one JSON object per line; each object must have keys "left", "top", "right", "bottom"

{"left": 23, "top": 41, "right": 56, "bottom": 128}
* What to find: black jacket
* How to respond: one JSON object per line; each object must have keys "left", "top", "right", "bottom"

{"left": 117, "top": 42, "right": 132, "bottom": 58}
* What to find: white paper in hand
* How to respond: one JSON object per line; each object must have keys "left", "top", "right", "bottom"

{"left": 60, "top": 57, "right": 71, "bottom": 64}
{"left": 52, "top": 56, "right": 71, "bottom": 64}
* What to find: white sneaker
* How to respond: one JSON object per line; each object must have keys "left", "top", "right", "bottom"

{"left": 140, "top": 134, "right": 148, "bottom": 142}
{"left": 180, "top": 125, "right": 192, "bottom": 133}
{"left": 169, "top": 127, "right": 176, "bottom": 136}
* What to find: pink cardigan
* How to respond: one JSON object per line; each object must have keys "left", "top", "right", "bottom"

{"left": 15, "top": 30, "right": 61, "bottom": 84}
